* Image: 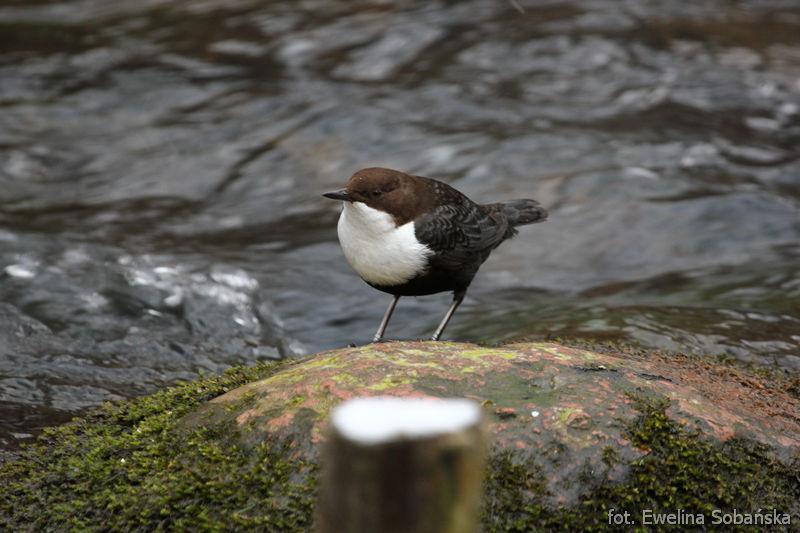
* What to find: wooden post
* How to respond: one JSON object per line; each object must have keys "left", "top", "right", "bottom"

{"left": 316, "top": 397, "right": 486, "bottom": 533}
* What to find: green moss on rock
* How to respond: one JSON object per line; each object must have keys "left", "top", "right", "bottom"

{"left": 0, "top": 361, "right": 316, "bottom": 532}
{"left": 485, "top": 395, "right": 799, "bottom": 531}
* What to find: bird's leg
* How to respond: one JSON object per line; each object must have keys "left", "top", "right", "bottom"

{"left": 373, "top": 295, "right": 400, "bottom": 343}
{"left": 431, "top": 290, "right": 465, "bottom": 341}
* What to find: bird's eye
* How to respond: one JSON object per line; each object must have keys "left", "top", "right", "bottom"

{"left": 372, "top": 190, "right": 382, "bottom": 197}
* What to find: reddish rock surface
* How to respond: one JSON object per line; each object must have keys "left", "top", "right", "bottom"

{"left": 182, "top": 341, "right": 799, "bottom": 503}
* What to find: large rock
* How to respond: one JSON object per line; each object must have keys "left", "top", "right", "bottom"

{"left": 185, "top": 341, "right": 799, "bottom": 504}
{"left": 2, "top": 341, "right": 798, "bottom": 531}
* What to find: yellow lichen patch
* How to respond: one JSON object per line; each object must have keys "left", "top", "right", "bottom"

{"left": 292, "top": 353, "right": 346, "bottom": 370}
{"left": 330, "top": 372, "right": 360, "bottom": 386}
{"left": 454, "top": 348, "right": 517, "bottom": 362}
{"left": 287, "top": 394, "right": 305, "bottom": 408}
{"left": 387, "top": 349, "right": 432, "bottom": 357}
{"left": 536, "top": 344, "right": 577, "bottom": 361}
{"left": 396, "top": 341, "right": 471, "bottom": 352}
{"left": 367, "top": 373, "right": 415, "bottom": 391}
{"left": 248, "top": 368, "right": 308, "bottom": 387}
{"left": 250, "top": 353, "right": 347, "bottom": 386}
{"left": 557, "top": 407, "right": 578, "bottom": 425}
{"left": 379, "top": 354, "right": 445, "bottom": 370}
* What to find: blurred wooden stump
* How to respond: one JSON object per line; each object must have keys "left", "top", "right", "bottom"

{"left": 316, "top": 397, "right": 486, "bottom": 533}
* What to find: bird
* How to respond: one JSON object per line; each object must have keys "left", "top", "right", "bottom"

{"left": 323, "top": 167, "right": 547, "bottom": 343}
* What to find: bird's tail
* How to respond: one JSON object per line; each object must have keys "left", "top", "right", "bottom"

{"left": 485, "top": 199, "right": 548, "bottom": 227}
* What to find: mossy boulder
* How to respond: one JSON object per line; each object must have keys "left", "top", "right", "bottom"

{"left": 2, "top": 341, "right": 799, "bottom": 531}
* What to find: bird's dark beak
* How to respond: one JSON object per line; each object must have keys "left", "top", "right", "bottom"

{"left": 323, "top": 189, "right": 351, "bottom": 202}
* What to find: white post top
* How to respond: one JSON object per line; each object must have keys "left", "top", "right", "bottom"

{"left": 330, "top": 396, "right": 481, "bottom": 445}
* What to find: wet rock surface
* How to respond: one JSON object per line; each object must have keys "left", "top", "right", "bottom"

{"left": 185, "top": 341, "right": 800, "bottom": 505}
{"left": 1, "top": 0, "right": 800, "bottom": 445}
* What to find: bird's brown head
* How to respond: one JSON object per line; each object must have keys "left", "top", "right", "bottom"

{"left": 323, "top": 167, "right": 434, "bottom": 224}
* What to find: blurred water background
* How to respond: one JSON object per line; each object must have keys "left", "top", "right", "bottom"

{"left": 1, "top": 0, "right": 799, "bottom": 448}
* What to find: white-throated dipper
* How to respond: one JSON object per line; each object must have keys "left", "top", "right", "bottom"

{"left": 324, "top": 167, "right": 547, "bottom": 342}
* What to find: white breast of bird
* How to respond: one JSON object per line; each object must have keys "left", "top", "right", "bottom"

{"left": 337, "top": 201, "right": 432, "bottom": 286}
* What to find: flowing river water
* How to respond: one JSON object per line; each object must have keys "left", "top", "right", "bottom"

{"left": 1, "top": 0, "right": 799, "bottom": 448}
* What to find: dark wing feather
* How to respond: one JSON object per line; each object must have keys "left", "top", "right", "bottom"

{"left": 414, "top": 198, "right": 509, "bottom": 272}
